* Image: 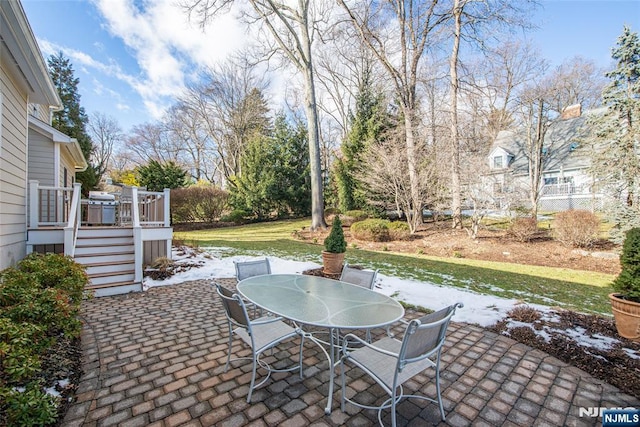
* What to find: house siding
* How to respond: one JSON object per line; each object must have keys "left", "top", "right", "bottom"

{"left": 1, "top": 66, "right": 29, "bottom": 270}
{"left": 59, "top": 144, "right": 76, "bottom": 187}
{"left": 28, "top": 102, "right": 50, "bottom": 123}
{"left": 28, "top": 128, "right": 55, "bottom": 186}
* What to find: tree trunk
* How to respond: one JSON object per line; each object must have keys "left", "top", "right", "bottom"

{"left": 404, "top": 112, "right": 421, "bottom": 233}
{"left": 449, "top": 0, "right": 463, "bottom": 229}
{"left": 303, "top": 60, "right": 327, "bottom": 231}
{"left": 529, "top": 99, "right": 545, "bottom": 218}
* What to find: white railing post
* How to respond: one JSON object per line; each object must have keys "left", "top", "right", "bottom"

{"left": 29, "top": 180, "right": 39, "bottom": 228}
{"left": 132, "top": 186, "right": 143, "bottom": 283}
{"left": 132, "top": 187, "right": 140, "bottom": 227}
{"left": 63, "top": 183, "right": 82, "bottom": 257}
{"left": 163, "top": 188, "right": 170, "bottom": 227}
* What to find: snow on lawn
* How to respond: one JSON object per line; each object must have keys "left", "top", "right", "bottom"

{"left": 144, "top": 246, "right": 634, "bottom": 355}
{"left": 145, "top": 246, "right": 533, "bottom": 326}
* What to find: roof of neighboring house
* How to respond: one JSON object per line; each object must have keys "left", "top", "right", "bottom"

{"left": 28, "top": 115, "right": 88, "bottom": 171}
{"left": 488, "top": 109, "right": 600, "bottom": 176}
{"left": 0, "top": 1, "right": 61, "bottom": 107}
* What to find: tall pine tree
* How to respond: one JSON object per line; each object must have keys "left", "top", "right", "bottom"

{"left": 587, "top": 26, "right": 640, "bottom": 242}
{"left": 48, "top": 52, "right": 98, "bottom": 194}
{"left": 332, "top": 71, "right": 390, "bottom": 213}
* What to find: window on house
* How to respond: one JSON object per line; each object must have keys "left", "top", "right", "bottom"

{"left": 492, "top": 156, "right": 503, "bottom": 168}
{"left": 544, "top": 177, "right": 558, "bottom": 185}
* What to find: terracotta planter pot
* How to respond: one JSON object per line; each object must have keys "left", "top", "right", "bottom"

{"left": 322, "top": 251, "right": 345, "bottom": 275}
{"left": 609, "top": 293, "right": 640, "bottom": 341}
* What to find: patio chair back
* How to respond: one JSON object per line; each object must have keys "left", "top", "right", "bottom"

{"left": 216, "top": 284, "right": 250, "bottom": 328}
{"left": 235, "top": 258, "right": 271, "bottom": 281}
{"left": 399, "top": 303, "right": 462, "bottom": 368}
{"left": 339, "top": 263, "right": 377, "bottom": 289}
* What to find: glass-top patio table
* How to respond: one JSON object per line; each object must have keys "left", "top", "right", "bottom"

{"left": 237, "top": 273, "right": 404, "bottom": 414}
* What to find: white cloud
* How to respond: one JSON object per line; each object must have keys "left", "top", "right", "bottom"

{"left": 89, "top": 0, "right": 247, "bottom": 120}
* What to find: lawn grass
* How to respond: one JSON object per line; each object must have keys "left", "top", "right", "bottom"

{"left": 174, "top": 218, "right": 616, "bottom": 315}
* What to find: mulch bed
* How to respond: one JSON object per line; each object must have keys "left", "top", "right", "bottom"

{"left": 489, "top": 309, "right": 640, "bottom": 398}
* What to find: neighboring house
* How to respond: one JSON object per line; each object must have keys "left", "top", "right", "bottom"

{"left": 485, "top": 104, "right": 604, "bottom": 212}
{"left": 1, "top": 1, "right": 172, "bottom": 296}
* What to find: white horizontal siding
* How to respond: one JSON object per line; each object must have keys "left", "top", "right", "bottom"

{"left": 28, "top": 128, "right": 55, "bottom": 186}
{"left": 1, "top": 64, "right": 28, "bottom": 270}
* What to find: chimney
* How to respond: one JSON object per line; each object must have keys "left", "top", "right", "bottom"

{"left": 561, "top": 104, "right": 582, "bottom": 120}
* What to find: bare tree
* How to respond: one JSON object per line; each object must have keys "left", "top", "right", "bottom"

{"left": 361, "top": 128, "right": 443, "bottom": 233}
{"left": 165, "top": 103, "right": 217, "bottom": 182}
{"left": 124, "top": 122, "right": 183, "bottom": 165}
{"left": 547, "top": 56, "right": 606, "bottom": 112}
{"left": 184, "top": 0, "right": 330, "bottom": 230}
{"left": 446, "top": 0, "right": 535, "bottom": 228}
{"left": 514, "top": 81, "right": 553, "bottom": 218}
{"left": 87, "top": 112, "right": 122, "bottom": 182}
{"left": 337, "top": 0, "right": 450, "bottom": 233}
{"left": 178, "top": 59, "right": 270, "bottom": 185}
{"left": 468, "top": 40, "right": 546, "bottom": 145}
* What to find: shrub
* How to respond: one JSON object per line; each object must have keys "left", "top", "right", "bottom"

{"left": 2, "top": 382, "right": 58, "bottom": 427}
{"left": 220, "top": 209, "right": 252, "bottom": 224}
{"left": 324, "top": 216, "right": 347, "bottom": 253}
{"left": 324, "top": 207, "right": 341, "bottom": 217}
{"left": 344, "top": 210, "right": 368, "bottom": 221}
{"left": 612, "top": 227, "right": 640, "bottom": 301}
{"left": 171, "top": 186, "right": 229, "bottom": 223}
{"left": 15, "top": 252, "right": 87, "bottom": 306}
{"left": 351, "top": 219, "right": 391, "bottom": 242}
{"left": 553, "top": 210, "right": 600, "bottom": 247}
{"left": 388, "top": 221, "right": 411, "bottom": 241}
{"left": 507, "top": 217, "right": 539, "bottom": 242}
{"left": 0, "top": 253, "right": 87, "bottom": 426}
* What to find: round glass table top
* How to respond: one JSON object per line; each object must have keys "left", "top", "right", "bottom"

{"left": 237, "top": 274, "right": 404, "bottom": 329}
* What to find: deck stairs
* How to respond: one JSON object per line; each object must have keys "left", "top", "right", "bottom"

{"left": 73, "top": 227, "right": 142, "bottom": 296}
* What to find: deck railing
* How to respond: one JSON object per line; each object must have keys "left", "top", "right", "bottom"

{"left": 540, "top": 183, "right": 590, "bottom": 196}
{"left": 29, "top": 181, "right": 170, "bottom": 229}
{"left": 29, "top": 181, "right": 76, "bottom": 227}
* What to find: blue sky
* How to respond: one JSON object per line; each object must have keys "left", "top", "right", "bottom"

{"left": 21, "top": 0, "right": 640, "bottom": 134}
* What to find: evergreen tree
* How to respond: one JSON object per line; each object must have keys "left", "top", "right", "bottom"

{"left": 587, "top": 26, "right": 640, "bottom": 242}
{"left": 48, "top": 52, "right": 98, "bottom": 193}
{"left": 137, "top": 160, "right": 188, "bottom": 192}
{"left": 333, "top": 72, "right": 390, "bottom": 213}
{"left": 230, "top": 113, "right": 311, "bottom": 218}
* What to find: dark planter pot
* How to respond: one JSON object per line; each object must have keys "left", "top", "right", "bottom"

{"left": 322, "top": 251, "right": 345, "bottom": 275}
{"left": 610, "top": 293, "right": 640, "bottom": 341}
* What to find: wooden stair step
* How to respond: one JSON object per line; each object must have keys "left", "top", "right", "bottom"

{"left": 86, "top": 281, "right": 140, "bottom": 290}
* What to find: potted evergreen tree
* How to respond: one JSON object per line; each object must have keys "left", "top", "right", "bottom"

{"left": 322, "top": 216, "right": 347, "bottom": 275}
{"left": 610, "top": 227, "right": 640, "bottom": 341}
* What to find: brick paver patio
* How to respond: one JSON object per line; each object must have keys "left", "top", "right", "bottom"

{"left": 62, "top": 279, "right": 640, "bottom": 426}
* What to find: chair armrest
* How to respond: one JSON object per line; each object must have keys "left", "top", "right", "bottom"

{"left": 251, "top": 315, "right": 285, "bottom": 325}
{"left": 342, "top": 333, "right": 400, "bottom": 358}
{"left": 386, "top": 318, "right": 410, "bottom": 337}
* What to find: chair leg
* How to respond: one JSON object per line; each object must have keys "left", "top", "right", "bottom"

{"left": 298, "top": 333, "right": 305, "bottom": 378}
{"left": 340, "top": 359, "right": 346, "bottom": 412}
{"left": 436, "top": 363, "right": 445, "bottom": 421}
{"left": 391, "top": 387, "right": 398, "bottom": 427}
{"left": 247, "top": 353, "right": 258, "bottom": 403}
{"left": 224, "top": 323, "right": 233, "bottom": 372}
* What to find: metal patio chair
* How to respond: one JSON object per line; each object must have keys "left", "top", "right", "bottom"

{"left": 339, "top": 263, "right": 378, "bottom": 342}
{"left": 235, "top": 258, "right": 271, "bottom": 281}
{"left": 215, "top": 283, "right": 304, "bottom": 403}
{"left": 234, "top": 258, "right": 272, "bottom": 316}
{"left": 340, "top": 263, "right": 378, "bottom": 290}
{"left": 340, "top": 302, "right": 463, "bottom": 426}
